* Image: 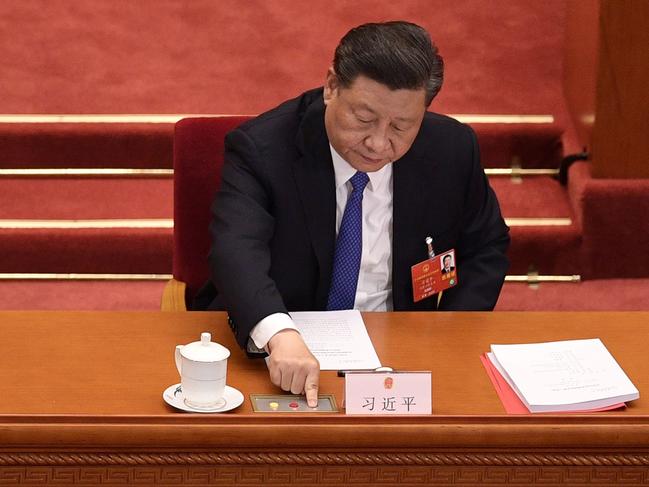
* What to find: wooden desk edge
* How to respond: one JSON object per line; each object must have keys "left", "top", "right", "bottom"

{"left": 2, "top": 415, "right": 649, "bottom": 449}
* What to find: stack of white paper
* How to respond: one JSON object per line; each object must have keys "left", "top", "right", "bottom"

{"left": 488, "top": 338, "right": 639, "bottom": 412}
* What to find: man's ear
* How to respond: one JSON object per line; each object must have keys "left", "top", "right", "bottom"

{"left": 323, "top": 67, "right": 339, "bottom": 105}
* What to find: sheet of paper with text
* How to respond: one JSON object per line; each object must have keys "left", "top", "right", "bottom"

{"left": 290, "top": 310, "right": 382, "bottom": 370}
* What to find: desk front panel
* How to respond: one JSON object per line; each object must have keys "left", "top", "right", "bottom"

{"left": 1, "top": 311, "right": 648, "bottom": 485}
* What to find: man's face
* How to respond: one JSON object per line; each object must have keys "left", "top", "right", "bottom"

{"left": 444, "top": 256, "right": 452, "bottom": 269}
{"left": 323, "top": 69, "right": 427, "bottom": 173}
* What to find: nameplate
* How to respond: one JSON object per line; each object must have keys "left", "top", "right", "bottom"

{"left": 345, "top": 371, "right": 432, "bottom": 415}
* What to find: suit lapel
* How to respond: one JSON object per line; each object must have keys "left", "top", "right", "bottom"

{"left": 292, "top": 95, "right": 336, "bottom": 308}
{"left": 392, "top": 141, "right": 439, "bottom": 311}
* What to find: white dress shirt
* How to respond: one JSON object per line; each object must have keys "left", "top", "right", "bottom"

{"left": 249, "top": 145, "right": 394, "bottom": 349}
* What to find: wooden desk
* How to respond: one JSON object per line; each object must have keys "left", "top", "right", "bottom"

{"left": 1, "top": 311, "right": 648, "bottom": 486}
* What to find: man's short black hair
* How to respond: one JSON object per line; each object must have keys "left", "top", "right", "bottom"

{"left": 333, "top": 21, "right": 444, "bottom": 106}
{"left": 443, "top": 254, "right": 452, "bottom": 263}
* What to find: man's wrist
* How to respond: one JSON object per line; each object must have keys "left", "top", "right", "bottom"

{"left": 249, "top": 312, "right": 299, "bottom": 349}
{"left": 266, "top": 328, "right": 301, "bottom": 353}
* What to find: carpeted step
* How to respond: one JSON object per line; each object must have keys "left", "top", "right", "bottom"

{"left": 477, "top": 123, "right": 563, "bottom": 169}
{"left": 490, "top": 176, "right": 581, "bottom": 274}
{"left": 0, "top": 177, "right": 172, "bottom": 218}
{"left": 0, "top": 177, "right": 173, "bottom": 273}
{"left": 0, "top": 227, "right": 171, "bottom": 274}
{"left": 506, "top": 225, "right": 582, "bottom": 275}
{"left": 1, "top": 277, "right": 647, "bottom": 312}
{"left": 490, "top": 176, "right": 571, "bottom": 218}
{"left": 0, "top": 279, "right": 167, "bottom": 310}
{"left": 0, "top": 173, "right": 579, "bottom": 275}
{"left": 0, "top": 121, "right": 562, "bottom": 170}
{"left": 496, "top": 279, "right": 649, "bottom": 311}
{"left": 0, "top": 123, "right": 173, "bottom": 169}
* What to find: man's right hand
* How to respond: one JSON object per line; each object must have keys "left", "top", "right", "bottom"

{"left": 266, "top": 329, "right": 320, "bottom": 407}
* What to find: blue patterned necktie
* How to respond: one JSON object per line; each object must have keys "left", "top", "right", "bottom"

{"left": 327, "top": 171, "right": 370, "bottom": 310}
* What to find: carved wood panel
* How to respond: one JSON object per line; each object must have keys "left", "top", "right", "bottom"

{"left": 2, "top": 452, "right": 649, "bottom": 485}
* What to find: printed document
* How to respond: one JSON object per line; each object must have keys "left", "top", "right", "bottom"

{"left": 289, "top": 310, "right": 382, "bottom": 370}
{"left": 489, "top": 338, "right": 639, "bottom": 412}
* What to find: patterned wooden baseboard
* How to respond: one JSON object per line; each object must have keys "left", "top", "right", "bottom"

{"left": 1, "top": 452, "right": 649, "bottom": 485}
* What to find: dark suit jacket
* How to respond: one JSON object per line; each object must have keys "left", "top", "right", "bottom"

{"left": 193, "top": 88, "right": 510, "bottom": 349}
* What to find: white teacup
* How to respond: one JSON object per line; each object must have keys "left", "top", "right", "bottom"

{"left": 175, "top": 332, "right": 230, "bottom": 409}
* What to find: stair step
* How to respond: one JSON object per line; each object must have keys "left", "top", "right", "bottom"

{"left": 477, "top": 123, "right": 563, "bottom": 169}
{"left": 0, "top": 123, "right": 173, "bottom": 168}
{"left": 0, "top": 177, "right": 172, "bottom": 219}
{"left": 0, "top": 177, "right": 173, "bottom": 273}
{"left": 507, "top": 225, "right": 582, "bottom": 275}
{"left": 496, "top": 279, "right": 649, "bottom": 311}
{"left": 0, "top": 227, "right": 171, "bottom": 273}
{"left": 0, "top": 120, "right": 562, "bottom": 170}
{"left": 491, "top": 176, "right": 572, "bottom": 219}
{"left": 0, "top": 174, "right": 576, "bottom": 275}
{"left": 1, "top": 277, "right": 647, "bottom": 312}
{"left": 0, "top": 279, "right": 167, "bottom": 311}
{"left": 490, "top": 175, "right": 581, "bottom": 274}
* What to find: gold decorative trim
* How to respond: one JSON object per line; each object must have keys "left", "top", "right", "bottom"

{"left": 0, "top": 168, "right": 173, "bottom": 177}
{"left": 505, "top": 275, "right": 581, "bottom": 283}
{"left": 485, "top": 168, "right": 559, "bottom": 176}
{"left": 505, "top": 218, "right": 572, "bottom": 226}
{"left": 0, "top": 219, "right": 173, "bottom": 229}
{"left": 3, "top": 168, "right": 560, "bottom": 179}
{"left": 452, "top": 114, "right": 554, "bottom": 124}
{"left": 0, "top": 114, "right": 242, "bottom": 124}
{"left": 0, "top": 114, "right": 554, "bottom": 124}
{"left": 0, "top": 273, "right": 579, "bottom": 283}
{"left": 0, "top": 273, "right": 171, "bottom": 280}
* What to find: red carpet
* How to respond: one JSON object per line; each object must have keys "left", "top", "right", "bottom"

{"left": 0, "top": 228, "right": 171, "bottom": 274}
{"left": 0, "top": 123, "right": 173, "bottom": 168}
{"left": 0, "top": 280, "right": 167, "bottom": 311}
{"left": 0, "top": 122, "right": 563, "bottom": 170}
{"left": 497, "top": 280, "right": 649, "bottom": 311}
{"left": 3, "top": 2, "right": 647, "bottom": 312}
{"left": 0, "top": 177, "right": 172, "bottom": 219}
{"left": 0, "top": 0, "right": 565, "bottom": 115}
{"left": 0, "top": 280, "right": 646, "bottom": 312}
{"left": 491, "top": 177, "right": 572, "bottom": 219}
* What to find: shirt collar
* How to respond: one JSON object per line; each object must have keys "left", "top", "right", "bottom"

{"left": 329, "top": 144, "right": 390, "bottom": 192}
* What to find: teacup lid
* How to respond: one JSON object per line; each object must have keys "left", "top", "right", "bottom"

{"left": 180, "top": 332, "right": 230, "bottom": 362}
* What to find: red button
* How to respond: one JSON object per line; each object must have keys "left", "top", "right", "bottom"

{"left": 289, "top": 401, "right": 299, "bottom": 409}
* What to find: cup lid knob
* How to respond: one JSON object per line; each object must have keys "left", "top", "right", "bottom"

{"left": 179, "top": 332, "right": 230, "bottom": 362}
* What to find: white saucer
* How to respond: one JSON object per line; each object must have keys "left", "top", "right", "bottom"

{"left": 163, "top": 383, "right": 244, "bottom": 413}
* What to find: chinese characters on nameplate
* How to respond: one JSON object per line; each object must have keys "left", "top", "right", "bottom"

{"left": 345, "top": 371, "right": 432, "bottom": 415}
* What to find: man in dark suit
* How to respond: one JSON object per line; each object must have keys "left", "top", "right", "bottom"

{"left": 194, "top": 21, "right": 510, "bottom": 406}
{"left": 442, "top": 254, "right": 455, "bottom": 274}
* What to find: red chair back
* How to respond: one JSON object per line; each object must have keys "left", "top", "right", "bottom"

{"left": 173, "top": 116, "right": 252, "bottom": 302}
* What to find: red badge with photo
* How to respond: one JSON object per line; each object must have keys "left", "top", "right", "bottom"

{"left": 411, "top": 249, "right": 458, "bottom": 303}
